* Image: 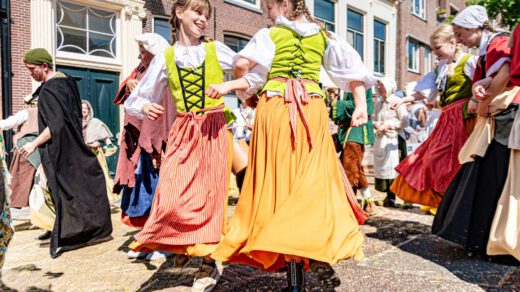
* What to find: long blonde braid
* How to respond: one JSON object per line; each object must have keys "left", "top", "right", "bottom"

{"left": 281, "top": 0, "right": 333, "bottom": 39}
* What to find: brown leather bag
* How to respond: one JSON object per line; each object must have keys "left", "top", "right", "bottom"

{"left": 232, "top": 139, "right": 249, "bottom": 175}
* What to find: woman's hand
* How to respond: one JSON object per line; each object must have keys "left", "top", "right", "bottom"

{"left": 390, "top": 101, "right": 402, "bottom": 110}
{"left": 472, "top": 77, "right": 492, "bottom": 101}
{"left": 142, "top": 103, "right": 165, "bottom": 120}
{"left": 20, "top": 141, "right": 37, "bottom": 158}
{"left": 467, "top": 99, "right": 478, "bottom": 114}
{"left": 126, "top": 79, "right": 139, "bottom": 93}
{"left": 206, "top": 83, "right": 231, "bottom": 99}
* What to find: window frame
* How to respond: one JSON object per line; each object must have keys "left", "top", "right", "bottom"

{"left": 314, "top": 0, "right": 336, "bottom": 32}
{"left": 411, "top": 0, "right": 426, "bottom": 20}
{"left": 152, "top": 16, "right": 172, "bottom": 44}
{"left": 346, "top": 8, "right": 364, "bottom": 61}
{"left": 55, "top": 0, "right": 121, "bottom": 65}
{"left": 223, "top": 33, "right": 251, "bottom": 88}
{"left": 423, "top": 46, "right": 432, "bottom": 74}
{"left": 223, "top": 33, "right": 250, "bottom": 53}
{"left": 223, "top": 0, "right": 262, "bottom": 14}
{"left": 373, "top": 19, "right": 386, "bottom": 75}
{"left": 407, "top": 38, "right": 420, "bottom": 73}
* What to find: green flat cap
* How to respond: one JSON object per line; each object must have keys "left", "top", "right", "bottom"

{"left": 23, "top": 48, "right": 53, "bottom": 66}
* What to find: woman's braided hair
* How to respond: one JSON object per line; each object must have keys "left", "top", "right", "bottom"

{"left": 276, "top": 0, "right": 333, "bottom": 38}
{"left": 481, "top": 20, "right": 496, "bottom": 33}
{"left": 170, "top": 0, "right": 213, "bottom": 44}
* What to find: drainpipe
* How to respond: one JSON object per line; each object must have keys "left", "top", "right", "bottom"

{"left": 213, "top": 6, "right": 216, "bottom": 40}
{"left": 0, "top": 0, "right": 12, "bottom": 165}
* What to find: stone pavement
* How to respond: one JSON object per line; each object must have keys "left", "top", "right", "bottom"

{"left": 2, "top": 174, "right": 519, "bottom": 291}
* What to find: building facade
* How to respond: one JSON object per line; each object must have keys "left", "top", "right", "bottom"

{"left": 2, "top": 0, "right": 269, "bottom": 170}
{"left": 309, "top": 0, "right": 399, "bottom": 81}
{"left": 5, "top": 0, "right": 270, "bottom": 114}
{"left": 396, "top": 0, "right": 467, "bottom": 89}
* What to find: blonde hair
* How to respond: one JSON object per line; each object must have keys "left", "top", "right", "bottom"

{"left": 170, "top": 0, "right": 213, "bottom": 44}
{"left": 430, "top": 24, "right": 461, "bottom": 77}
{"left": 275, "top": 0, "right": 333, "bottom": 39}
{"left": 430, "top": 24, "right": 456, "bottom": 44}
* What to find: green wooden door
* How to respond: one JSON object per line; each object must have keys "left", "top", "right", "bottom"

{"left": 57, "top": 66, "right": 120, "bottom": 175}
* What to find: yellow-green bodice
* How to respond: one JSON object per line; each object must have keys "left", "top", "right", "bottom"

{"left": 439, "top": 54, "right": 473, "bottom": 107}
{"left": 262, "top": 25, "right": 327, "bottom": 97}
{"left": 164, "top": 42, "right": 235, "bottom": 123}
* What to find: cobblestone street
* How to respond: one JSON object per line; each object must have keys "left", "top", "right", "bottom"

{"left": 3, "top": 169, "right": 520, "bottom": 292}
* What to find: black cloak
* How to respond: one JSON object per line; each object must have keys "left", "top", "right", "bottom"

{"left": 36, "top": 74, "right": 112, "bottom": 258}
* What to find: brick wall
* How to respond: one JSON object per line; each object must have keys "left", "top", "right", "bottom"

{"left": 396, "top": 0, "right": 438, "bottom": 89}
{"left": 396, "top": 0, "right": 467, "bottom": 89}
{"left": 143, "top": 0, "right": 174, "bottom": 34}
{"left": 2, "top": 0, "right": 32, "bottom": 116}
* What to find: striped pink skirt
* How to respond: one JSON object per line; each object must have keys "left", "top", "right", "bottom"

{"left": 130, "top": 105, "right": 231, "bottom": 256}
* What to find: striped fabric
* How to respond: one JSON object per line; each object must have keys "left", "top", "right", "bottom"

{"left": 133, "top": 105, "right": 230, "bottom": 250}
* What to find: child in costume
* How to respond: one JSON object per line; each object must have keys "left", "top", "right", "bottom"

{"left": 124, "top": 0, "right": 252, "bottom": 289}
{"left": 390, "top": 24, "right": 478, "bottom": 215}
{"left": 206, "top": 0, "right": 374, "bottom": 290}
{"left": 432, "top": 5, "right": 520, "bottom": 259}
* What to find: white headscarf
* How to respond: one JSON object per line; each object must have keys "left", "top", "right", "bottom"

{"left": 452, "top": 5, "right": 489, "bottom": 29}
{"left": 376, "top": 77, "right": 397, "bottom": 98}
{"left": 134, "top": 33, "right": 171, "bottom": 56}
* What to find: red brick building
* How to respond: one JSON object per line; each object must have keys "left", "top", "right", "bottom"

{"left": 396, "top": 0, "right": 467, "bottom": 89}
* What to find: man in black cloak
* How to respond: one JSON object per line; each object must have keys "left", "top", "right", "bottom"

{"left": 20, "top": 48, "right": 112, "bottom": 258}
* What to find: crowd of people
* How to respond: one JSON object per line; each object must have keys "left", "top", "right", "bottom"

{"left": 0, "top": 1, "right": 518, "bottom": 291}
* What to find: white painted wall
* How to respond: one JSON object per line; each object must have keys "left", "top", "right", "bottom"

{"left": 307, "top": 0, "right": 398, "bottom": 80}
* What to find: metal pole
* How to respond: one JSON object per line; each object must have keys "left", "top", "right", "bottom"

{"left": 1, "top": 0, "right": 12, "bottom": 165}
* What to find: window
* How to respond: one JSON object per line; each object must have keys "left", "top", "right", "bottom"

{"left": 314, "top": 0, "right": 335, "bottom": 32}
{"left": 347, "top": 9, "right": 364, "bottom": 60}
{"left": 223, "top": 34, "right": 250, "bottom": 84}
{"left": 56, "top": 1, "right": 118, "bottom": 60}
{"left": 408, "top": 39, "right": 420, "bottom": 73}
{"left": 240, "top": 0, "right": 256, "bottom": 4}
{"left": 224, "top": 35, "right": 250, "bottom": 53}
{"left": 153, "top": 18, "right": 172, "bottom": 43}
{"left": 424, "top": 47, "right": 432, "bottom": 73}
{"left": 411, "top": 0, "right": 426, "bottom": 19}
{"left": 373, "top": 20, "right": 385, "bottom": 74}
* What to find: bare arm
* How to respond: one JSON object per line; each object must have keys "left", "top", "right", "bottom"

{"left": 350, "top": 81, "right": 368, "bottom": 127}
{"left": 485, "top": 63, "right": 511, "bottom": 100}
{"left": 206, "top": 58, "right": 258, "bottom": 99}
{"left": 390, "top": 92, "right": 424, "bottom": 110}
{"left": 20, "top": 127, "right": 51, "bottom": 157}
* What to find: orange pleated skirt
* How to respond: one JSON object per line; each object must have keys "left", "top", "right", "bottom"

{"left": 211, "top": 94, "right": 364, "bottom": 272}
{"left": 129, "top": 106, "right": 232, "bottom": 257}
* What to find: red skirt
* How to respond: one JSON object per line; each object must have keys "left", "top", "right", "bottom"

{"left": 130, "top": 105, "right": 231, "bottom": 256}
{"left": 392, "top": 99, "right": 474, "bottom": 206}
